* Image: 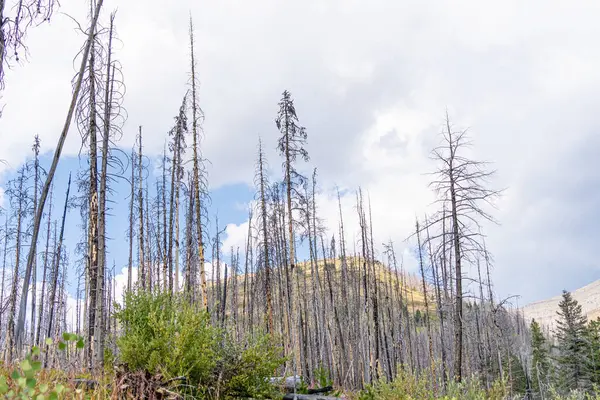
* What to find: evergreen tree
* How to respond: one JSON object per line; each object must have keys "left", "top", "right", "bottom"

{"left": 530, "top": 318, "right": 551, "bottom": 396}
{"left": 555, "top": 290, "right": 589, "bottom": 392}
{"left": 585, "top": 317, "right": 600, "bottom": 385}
{"left": 503, "top": 354, "right": 528, "bottom": 397}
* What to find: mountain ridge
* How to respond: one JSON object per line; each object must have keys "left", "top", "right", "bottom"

{"left": 522, "top": 278, "right": 600, "bottom": 332}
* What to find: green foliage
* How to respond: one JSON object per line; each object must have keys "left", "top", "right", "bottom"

{"left": 502, "top": 353, "right": 528, "bottom": 396}
{"left": 115, "top": 291, "right": 218, "bottom": 384}
{"left": 358, "top": 369, "right": 430, "bottom": 400}
{"left": 115, "top": 290, "right": 286, "bottom": 399}
{"left": 103, "top": 347, "right": 115, "bottom": 373}
{"left": 585, "top": 318, "right": 600, "bottom": 386}
{"left": 216, "top": 332, "right": 286, "bottom": 399}
{"left": 547, "top": 385, "right": 600, "bottom": 399}
{"left": 531, "top": 318, "right": 552, "bottom": 395}
{"left": 556, "top": 290, "right": 591, "bottom": 393}
{"left": 0, "top": 335, "right": 85, "bottom": 399}
{"left": 356, "top": 370, "right": 508, "bottom": 400}
{"left": 415, "top": 309, "right": 422, "bottom": 326}
{"left": 313, "top": 364, "right": 333, "bottom": 388}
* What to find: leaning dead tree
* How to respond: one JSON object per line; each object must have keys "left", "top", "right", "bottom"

{"left": 13, "top": 0, "right": 104, "bottom": 357}
{"left": 425, "top": 112, "right": 502, "bottom": 382}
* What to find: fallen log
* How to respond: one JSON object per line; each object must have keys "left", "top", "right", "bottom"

{"left": 282, "top": 394, "right": 339, "bottom": 400}
{"left": 307, "top": 386, "right": 333, "bottom": 394}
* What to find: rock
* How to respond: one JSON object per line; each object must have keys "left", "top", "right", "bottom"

{"left": 284, "top": 375, "right": 303, "bottom": 390}
{"left": 269, "top": 375, "right": 304, "bottom": 390}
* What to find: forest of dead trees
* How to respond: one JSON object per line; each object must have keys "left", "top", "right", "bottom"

{"left": 0, "top": 0, "right": 541, "bottom": 397}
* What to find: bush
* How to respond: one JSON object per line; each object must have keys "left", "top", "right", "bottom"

{"left": 357, "top": 370, "right": 508, "bottom": 400}
{"left": 115, "top": 291, "right": 285, "bottom": 399}
{"left": 116, "top": 291, "right": 218, "bottom": 384}
{"left": 0, "top": 335, "right": 87, "bottom": 399}
{"left": 218, "top": 332, "right": 286, "bottom": 398}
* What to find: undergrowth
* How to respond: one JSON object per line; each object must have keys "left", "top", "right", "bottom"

{"left": 6, "top": 291, "right": 600, "bottom": 399}
{"left": 114, "top": 290, "right": 286, "bottom": 399}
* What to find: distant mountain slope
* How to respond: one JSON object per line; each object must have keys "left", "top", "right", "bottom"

{"left": 522, "top": 279, "right": 600, "bottom": 332}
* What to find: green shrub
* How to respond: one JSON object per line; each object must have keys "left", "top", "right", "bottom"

{"left": 218, "top": 333, "right": 286, "bottom": 398}
{"left": 357, "top": 370, "right": 508, "bottom": 400}
{"left": 115, "top": 291, "right": 285, "bottom": 399}
{"left": 0, "top": 335, "right": 86, "bottom": 399}
{"left": 358, "top": 369, "right": 431, "bottom": 400}
{"left": 313, "top": 364, "right": 333, "bottom": 388}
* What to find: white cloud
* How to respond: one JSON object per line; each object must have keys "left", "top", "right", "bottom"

{"left": 1, "top": 0, "right": 599, "bottom": 304}
{"left": 222, "top": 221, "right": 249, "bottom": 256}
{"left": 112, "top": 266, "right": 138, "bottom": 305}
{"left": 205, "top": 261, "right": 232, "bottom": 282}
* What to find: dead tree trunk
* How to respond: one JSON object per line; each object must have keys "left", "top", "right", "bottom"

{"left": 416, "top": 219, "right": 435, "bottom": 390}
{"left": 188, "top": 18, "right": 207, "bottom": 311}
{"left": 96, "top": 14, "right": 116, "bottom": 367}
{"left": 128, "top": 148, "right": 135, "bottom": 292}
{"left": 35, "top": 168, "right": 53, "bottom": 347}
{"left": 427, "top": 112, "right": 501, "bottom": 382}
{"left": 257, "top": 140, "right": 273, "bottom": 333}
{"left": 14, "top": 0, "right": 104, "bottom": 349}
{"left": 46, "top": 174, "right": 71, "bottom": 363}
{"left": 85, "top": 30, "right": 100, "bottom": 368}
{"left": 138, "top": 127, "right": 146, "bottom": 289}
{"left": 5, "top": 167, "right": 26, "bottom": 363}
{"left": 30, "top": 136, "right": 40, "bottom": 346}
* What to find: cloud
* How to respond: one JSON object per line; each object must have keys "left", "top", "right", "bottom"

{"left": 222, "top": 221, "right": 249, "bottom": 257}
{"left": 1, "top": 0, "right": 599, "bottom": 304}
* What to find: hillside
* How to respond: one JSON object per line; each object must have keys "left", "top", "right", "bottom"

{"left": 208, "top": 256, "right": 429, "bottom": 313}
{"left": 522, "top": 279, "right": 600, "bottom": 332}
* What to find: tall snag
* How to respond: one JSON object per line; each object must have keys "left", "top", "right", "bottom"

{"left": 46, "top": 174, "right": 71, "bottom": 363}
{"left": 138, "top": 127, "right": 145, "bottom": 289}
{"left": 427, "top": 112, "right": 501, "bottom": 381}
{"left": 97, "top": 11, "right": 123, "bottom": 366}
{"left": 4, "top": 167, "right": 28, "bottom": 363}
{"left": 167, "top": 94, "right": 188, "bottom": 294}
{"left": 275, "top": 89, "right": 308, "bottom": 371}
{"left": 84, "top": 3, "right": 102, "bottom": 366}
{"left": 14, "top": 0, "right": 105, "bottom": 351}
{"left": 127, "top": 148, "right": 135, "bottom": 292}
{"left": 255, "top": 139, "right": 273, "bottom": 333}
{"left": 0, "top": 216, "right": 9, "bottom": 342}
{"left": 416, "top": 219, "right": 435, "bottom": 389}
{"left": 33, "top": 184, "right": 53, "bottom": 345}
{"left": 28, "top": 136, "right": 41, "bottom": 346}
{"left": 275, "top": 90, "right": 308, "bottom": 273}
{"left": 188, "top": 18, "right": 208, "bottom": 311}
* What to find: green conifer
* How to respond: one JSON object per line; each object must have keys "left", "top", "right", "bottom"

{"left": 530, "top": 318, "right": 551, "bottom": 396}
{"left": 584, "top": 317, "right": 600, "bottom": 385}
{"left": 555, "top": 290, "right": 589, "bottom": 392}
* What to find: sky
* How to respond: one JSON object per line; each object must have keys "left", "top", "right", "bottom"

{"left": 1, "top": 0, "right": 600, "bottom": 316}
